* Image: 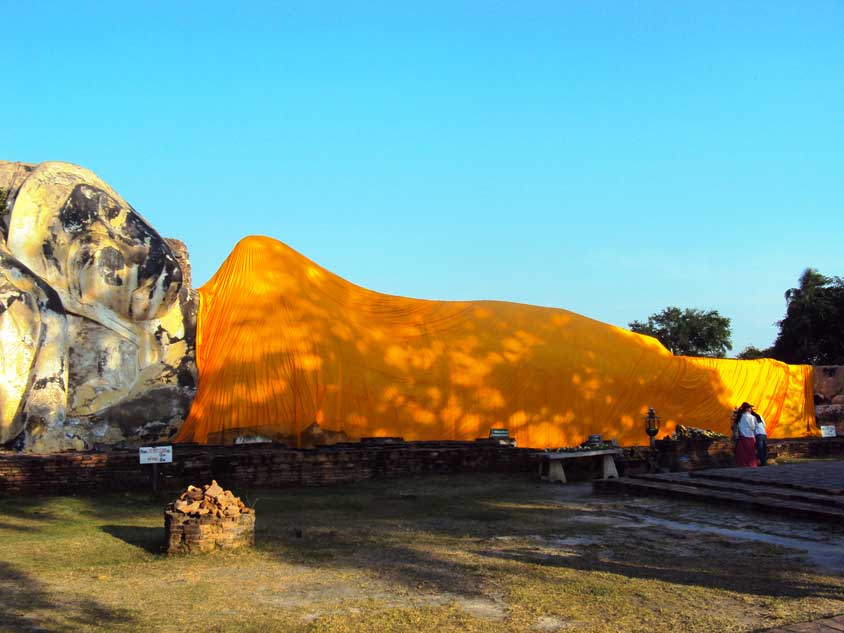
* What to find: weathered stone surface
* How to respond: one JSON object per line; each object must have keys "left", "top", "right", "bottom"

{"left": 0, "top": 162, "right": 36, "bottom": 240}
{"left": 7, "top": 162, "right": 182, "bottom": 329}
{"left": 164, "top": 238, "right": 192, "bottom": 289}
{"left": 0, "top": 241, "right": 68, "bottom": 446}
{"left": 815, "top": 404, "right": 844, "bottom": 424}
{"left": 814, "top": 366, "right": 844, "bottom": 433}
{"left": 814, "top": 366, "right": 844, "bottom": 403}
{"left": 0, "top": 160, "right": 197, "bottom": 451}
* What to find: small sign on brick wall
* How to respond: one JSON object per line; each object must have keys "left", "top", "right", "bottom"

{"left": 820, "top": 425, "right": 837, "bottom": 438}
{"left": 139, "top": 446, "right": 173, "bottom": 464}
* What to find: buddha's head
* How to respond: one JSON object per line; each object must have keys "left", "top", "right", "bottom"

{"left": 6, "top": 161, "right": 182, "bottom": 324}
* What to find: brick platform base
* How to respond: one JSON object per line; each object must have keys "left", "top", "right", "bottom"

{"left": 0, "top": 440, "right": 540, "bottom": 496}
{"left": 3, "top": 437, "right": 839, "bottom": 497}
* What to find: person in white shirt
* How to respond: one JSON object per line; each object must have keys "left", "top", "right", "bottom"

{"left": 734, "top": 402, "right": 758, "bottom": 467}
{"left": 753, "top": 411, "right": 768, "bottom": 466}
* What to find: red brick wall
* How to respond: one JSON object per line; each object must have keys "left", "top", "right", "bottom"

{"left": 0, "top": 440, "right": 540, "bottom": 496}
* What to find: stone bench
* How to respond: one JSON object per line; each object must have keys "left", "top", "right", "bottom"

{"left": 538, "top": 449, "right": 622, "bottom": 484}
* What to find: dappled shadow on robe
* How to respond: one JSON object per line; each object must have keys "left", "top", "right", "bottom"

{"left": 177, "top": 235, "right": 813, "bottom": 449}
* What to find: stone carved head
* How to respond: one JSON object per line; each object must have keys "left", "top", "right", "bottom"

{"left": 0, "top": 161, "right": 196, "bottom": 451}
{"left": 6, "top": 162, "right": 182, "bottom": 335}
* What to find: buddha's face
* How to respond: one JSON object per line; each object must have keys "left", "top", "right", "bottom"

{"left": 7, "top": 162, "right": 182, "bottom": 325}
{"left": 56, "top": 183, "right": 182, "bottom": 321}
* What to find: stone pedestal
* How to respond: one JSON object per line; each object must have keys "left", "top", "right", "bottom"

{"left": 165, "top": 510, "right": 255, "bottom": 555}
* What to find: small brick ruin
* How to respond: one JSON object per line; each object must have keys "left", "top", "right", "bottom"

{"left": 165, "top": 480, "right": 254, "bottom": 554}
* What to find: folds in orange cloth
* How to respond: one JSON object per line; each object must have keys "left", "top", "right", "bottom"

{"left": 176, "top": 236, "right": 816, "bottom": 448}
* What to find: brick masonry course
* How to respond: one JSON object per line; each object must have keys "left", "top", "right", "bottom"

{"left": 0, "top": 440, "right": 541, "bottom": 496}
{"left": 2, "top": 437, "right": 841, "bottom": 497}
{"left": 165, "top": 510, "right": 255, "bottom": 555}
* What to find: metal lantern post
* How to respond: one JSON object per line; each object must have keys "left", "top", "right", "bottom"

{"left": 644, "top": 407, "right": 660, "bottom": 473}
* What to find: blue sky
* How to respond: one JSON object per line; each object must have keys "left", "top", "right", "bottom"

{"left": 4, "top": 1, "right": 842, "bottom": 354}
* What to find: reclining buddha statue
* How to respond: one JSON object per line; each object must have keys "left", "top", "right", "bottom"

{"left": 0, "top": 161, "right": 815, "bottom": 451}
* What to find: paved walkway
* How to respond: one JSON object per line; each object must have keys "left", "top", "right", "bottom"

{"left": 691, "top": 461, "right": 844, "bottom": 495}
{"left": 598, "top": 459, "right": 844, "bottom": 522}
{"left": 761, "top": 614, "right": 844, "bottom": 632}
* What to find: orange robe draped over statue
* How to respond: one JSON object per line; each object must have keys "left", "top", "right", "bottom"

{"left": 176, "top": 236, "right": 815, "bottom": 447}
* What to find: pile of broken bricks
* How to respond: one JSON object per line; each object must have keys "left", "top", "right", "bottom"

{"left": 172, "top": 480, "right": 253, "bottom": 518}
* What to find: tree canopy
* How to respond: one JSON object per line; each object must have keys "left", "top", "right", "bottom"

{"left": 770, "top": 268, "right": 844, "bottom": 365}
{"left": 736, "top": 345, "right": 771, "bottom": 360}
{"left": 629, "top": 307, "right": 732, "bottom": 358}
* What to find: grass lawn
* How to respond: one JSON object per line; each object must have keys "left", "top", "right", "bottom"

{"left": 1, "top": 473, "right": 842, "bottom": 632}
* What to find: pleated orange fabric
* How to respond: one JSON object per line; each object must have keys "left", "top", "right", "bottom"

{"left": 176, "top": 236, "right": 816, "bottom": 447}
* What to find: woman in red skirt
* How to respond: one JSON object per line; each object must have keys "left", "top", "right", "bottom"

{"left": 734, "top": 402, "right": 758, "bottom": 468}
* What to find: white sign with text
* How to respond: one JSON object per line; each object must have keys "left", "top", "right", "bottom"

{"left": 820, "top": 425, "right": 837, "bottom": 438}
{"left": 139, "top": 446, "right": 173, "bottom": 464}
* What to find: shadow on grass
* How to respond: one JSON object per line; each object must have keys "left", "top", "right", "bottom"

{"left": 7, "top": 473, "right": 840, "bottom": 611}
{"left": 476, "top": 542, "right": 844, "bottom": 600}
{"left": 0, "top": 496, "right": 68, "bottom": 531}
{"left": 267, "top": 529, "right": 488, "bottom": 596}
{"left": 0, "top": 519, "right": 39, "bottom": 532}
{"left": 0, "top": 560, "right": 134, "bottom": 632}
{"left": 249, "top": 475, "right": 574, "bottom": 597}
{"left": 244, "top": 475, "right": 844, "bottom": 603}
{"left": 0, "top": 491, "right": 173, "bottom": 530}
{"left": 101, "top": 525, "right": 164, "bottom": 555}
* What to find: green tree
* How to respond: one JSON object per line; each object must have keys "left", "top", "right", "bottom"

{"left": 629, "top": 307, "right": 732, "bottom": 357}
{"left": 736, "top": 345, "right": 772, "bottom": 360}
{"left": 771, "top": 268, "right": 844, "bottom": 364}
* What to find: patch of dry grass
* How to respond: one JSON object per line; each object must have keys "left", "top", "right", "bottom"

{"left": 0, "top": 474, "right": 842, "bottom": 632}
